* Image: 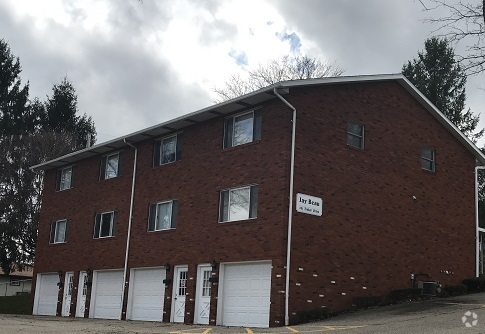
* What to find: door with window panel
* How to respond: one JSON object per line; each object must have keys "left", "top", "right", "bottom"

{"left": 76, "top": 272, "right": 88, "bottom": 317}
{"left": 62, "top": 272, "right": 74, "bottom": 316}
{"left": 171, "top": 266, "right": 188, "bottom": 323}
{"left": 195, "top": 265, "right": 212, "bottom": 324}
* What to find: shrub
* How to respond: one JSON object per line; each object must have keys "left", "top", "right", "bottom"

{"left": 0, "top": 294, "right": 32, "bottom": 315}
{"left": 352, "top": 295, "right": 383, "bottom": 309}
{"left": 294, "top": 307, "right": 332, "bottom": 324}
{"left": 462, "top": 277, "right": 485, "bottom": 293}
{"left": 388, "top": 288, "right": 422, "bottom": 302}
{"left": 442, "top": 284, "right": 468, "bottom": 296}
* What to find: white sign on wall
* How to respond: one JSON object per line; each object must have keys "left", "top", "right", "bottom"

{"left": 296, "top": 193, "right": 323, "bottom": 216}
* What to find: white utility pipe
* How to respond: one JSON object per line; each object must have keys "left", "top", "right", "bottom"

{"left": 121, "top": 139, "right": 138, "bottom": 319}
{"left": 475, "top": 166, "right": 485, "bottom": 277}
{"left": 274, "top": 87, "right": 297, "bottom": 326}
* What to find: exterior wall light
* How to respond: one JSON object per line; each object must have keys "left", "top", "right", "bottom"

{"left": 57, "top": 270, "right": 64, "bottom": 288}
{"left": 210, "top": 260, "right": 217, "bottom": 270}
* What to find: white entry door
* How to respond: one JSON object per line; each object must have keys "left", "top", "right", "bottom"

{"left": 195, "top": 265, "right": 212, "bottom": 324}
{"left": 75, "top": 272, "right": 88, "bottom": 317}
{"left": 62, "top": 272, "right": 74, "bottom": 316}
{"left": 171, "top": 265, "right": 188, "bottom": 323}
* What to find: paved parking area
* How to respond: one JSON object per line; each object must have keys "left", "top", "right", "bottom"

{"left": 1, "top": 293, "right": 484, "bottom": 333}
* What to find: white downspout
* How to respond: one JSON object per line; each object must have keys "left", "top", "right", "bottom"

{"left": 274, "top": 87, "right": 296, "bottom": 326}
{"left": 475, "top": 166, "right": 485, "bottom": 277}
{"left": 121, "top": 139, "right": 137, "bottom": 319}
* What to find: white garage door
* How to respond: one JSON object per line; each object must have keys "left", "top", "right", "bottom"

{"left": 128, "top": 268, "right": 166, "bottom": 321}
{"left": 92, "top": 270, "right": 124, "bottom": 319}
{"left": 34, "top": 273, "right": 58, "bottom": 316}
{"left": 221, "top": 262, "right": 271, "bottom": 328}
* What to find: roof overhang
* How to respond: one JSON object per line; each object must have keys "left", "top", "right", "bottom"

{"left": 31, "top": 74, "right": 485, "bottom": 171}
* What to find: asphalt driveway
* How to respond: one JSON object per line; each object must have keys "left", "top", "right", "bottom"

{"left": 1, "top": 293, "right": 484, "bottom": 333}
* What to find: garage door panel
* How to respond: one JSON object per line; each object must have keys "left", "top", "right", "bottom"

{"left": 35, "top": 274, "right": 59, "bottom": 316}
{"left": 93, "top": 270, "right": 124, "bottom": 320}
{"left": 222, "top": 262, "right": 271, "bottom": 328}
{"left": 129, "top": 268, "right": 165, "bottom": 322}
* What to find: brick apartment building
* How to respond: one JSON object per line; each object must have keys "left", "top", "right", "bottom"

{"left": 30, "top": 74, "right": 485, "bottom": 327}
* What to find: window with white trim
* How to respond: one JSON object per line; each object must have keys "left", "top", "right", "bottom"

{"left": 347, "top": 121, "right": 364, "bottom": 149}
{"left": 94, "top": 211, "right": 117, "bottom": 238}
{"left": 154, "top": 134, "right": 182, "bottom": 166}
{"left": 219, "top": 185, "right": 258, "bottom": 222}
{"left": 148, "top": 200, "right": 178, "bottom": 231}
{"left": 224, "top": 110, "right": 262, "bottom": 148}
{"left": 49, "top": 219, "right": 67, "bottom": 244}
{"left": 9, "top": 279, "right": 20, "bottom": 286}
{"left": 100, "top": 153, "right": 121, "bottom": 180}
{"left": 421, "top": 147, "right": 435, "bottom": 172}
{"left": 56, "top": 166, "right": 73, "bottom": 191}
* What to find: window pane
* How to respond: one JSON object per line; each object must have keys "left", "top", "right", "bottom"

{"left": 202, "top": 270, "right": 211, "bottom": 297}
{"left": 162, "top": 136, "right": 177, "bottom": 164}
{"left": 422, "top": 148, "right": 435, "bottom": 171}
{"left": 155, "top": 202, "right": 173, "bottom": 230}
{"left": 421, "top": 159, "right": 434, "bottom": 171}
{"left": 347, "top": 134, "right": 362, "bottom": 148}
{"left": 100, "top": 213, "right": 112, "bottom": 237}
{"left": 82, "top": 275, "right": 88, "bottom": 296}
{"left": 347, "top": 122, "right": 363, "bottom": 136}
{"left": 106, "top": 155, "right": 119, "bottom": 179}
{"left": 229, "top": 187, "right": 250, "bottom": 221}
{"left": 233, "top": 113, "right": 254, "bottom": 146}
{"left": 60, "top": 168, "right": 72, "bottom": 190}
{"left": 55, "top": 220, "right": 66, "bottom": 243}
{"left": 179, "top": 270, "right": 187, "bottom": 296}
{"left": 422, "top": 148, "right": 434, "bottom": 160}
{"left": 67, "top": 275, "right": 73, "bottom": 296}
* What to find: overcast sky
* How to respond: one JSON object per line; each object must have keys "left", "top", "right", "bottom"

{"left": 2, "top": 0, "right": 484, "bottom": 145}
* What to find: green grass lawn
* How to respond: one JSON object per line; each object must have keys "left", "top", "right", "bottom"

{"left": 0, "top": 294, "right": 32, "bottom": 314}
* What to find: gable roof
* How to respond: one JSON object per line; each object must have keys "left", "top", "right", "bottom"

{"left": 31, "top": 73, "right": 485, "bottom": 171}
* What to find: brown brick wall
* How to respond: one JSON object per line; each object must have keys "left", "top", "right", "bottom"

{"left": 286, "top": 82, "right": 476, "bottom": 322}
{"left": 33, "top": 100, "right": 293, "bottom": 325}
{"left": 33, "top": 80, "right": 477, "bottom": 327}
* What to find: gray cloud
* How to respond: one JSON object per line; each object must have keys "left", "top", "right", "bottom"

{"left": 1, "top": 0, "right": 484, "bottom": 146}
{"left": 268, "top": 0, "right": 437, "bottom": 74}
{"left": 0, "top": 1, "right": 211, "bottom": 143}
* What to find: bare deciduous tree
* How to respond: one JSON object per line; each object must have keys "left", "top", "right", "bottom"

{"left": 421, "top": 0, "right": 485, "bottom": 74}
{"left": 214, "top": 55, "right": 343, "bottom": 101}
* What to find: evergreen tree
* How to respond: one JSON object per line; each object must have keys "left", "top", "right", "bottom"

{"left": 0, "top": 39, "right": 32, "bottom": 135}
{"left": 0, "top": 41, "right": 97, "bottom": 274}
{"left": 44, "top": 77, "right": 96, "bottom": 150}
{"left": 402, "top": 37, "right": 483, "bottom": 142}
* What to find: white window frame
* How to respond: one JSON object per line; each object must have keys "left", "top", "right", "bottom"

{"left": 159, "top": 135, "right": 178, "bottom": 165}
{"left": 104, "top": 153, "right": 120, "bottom": 180}
{"left": 58, "top": 166, "right": 73, "bottom": 191}
{"left": 50, "top": 219, "right": 67, "bottom": 244}
{"left": 347, "top": 121, "right": 364, "bottom": 149}
{"left": 219, "top": 185, "right": 258, "bottom": 223}
{"left": 224, "top": 109, "right": 262, "bottom": 149}
{"left": 421, "top": 147, "right": 436, "bottom": 172}
{"left": 232, "top": 111, "right": 254, "bottom": 147}
{"left": 9, "top": 279, "right": 20, "bottom": 286}
{"left": 149, "top": 200, "right": 175, "bottom": 232}
{"left": 95, "top": 211, "right": 116, "bottom": 238}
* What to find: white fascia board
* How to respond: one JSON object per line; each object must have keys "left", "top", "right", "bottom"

{"left": 31, "top": 73, "right": 485, "bottom": 170}
{"left": 396, "top": 76, "right": 485, "bottom": 166}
